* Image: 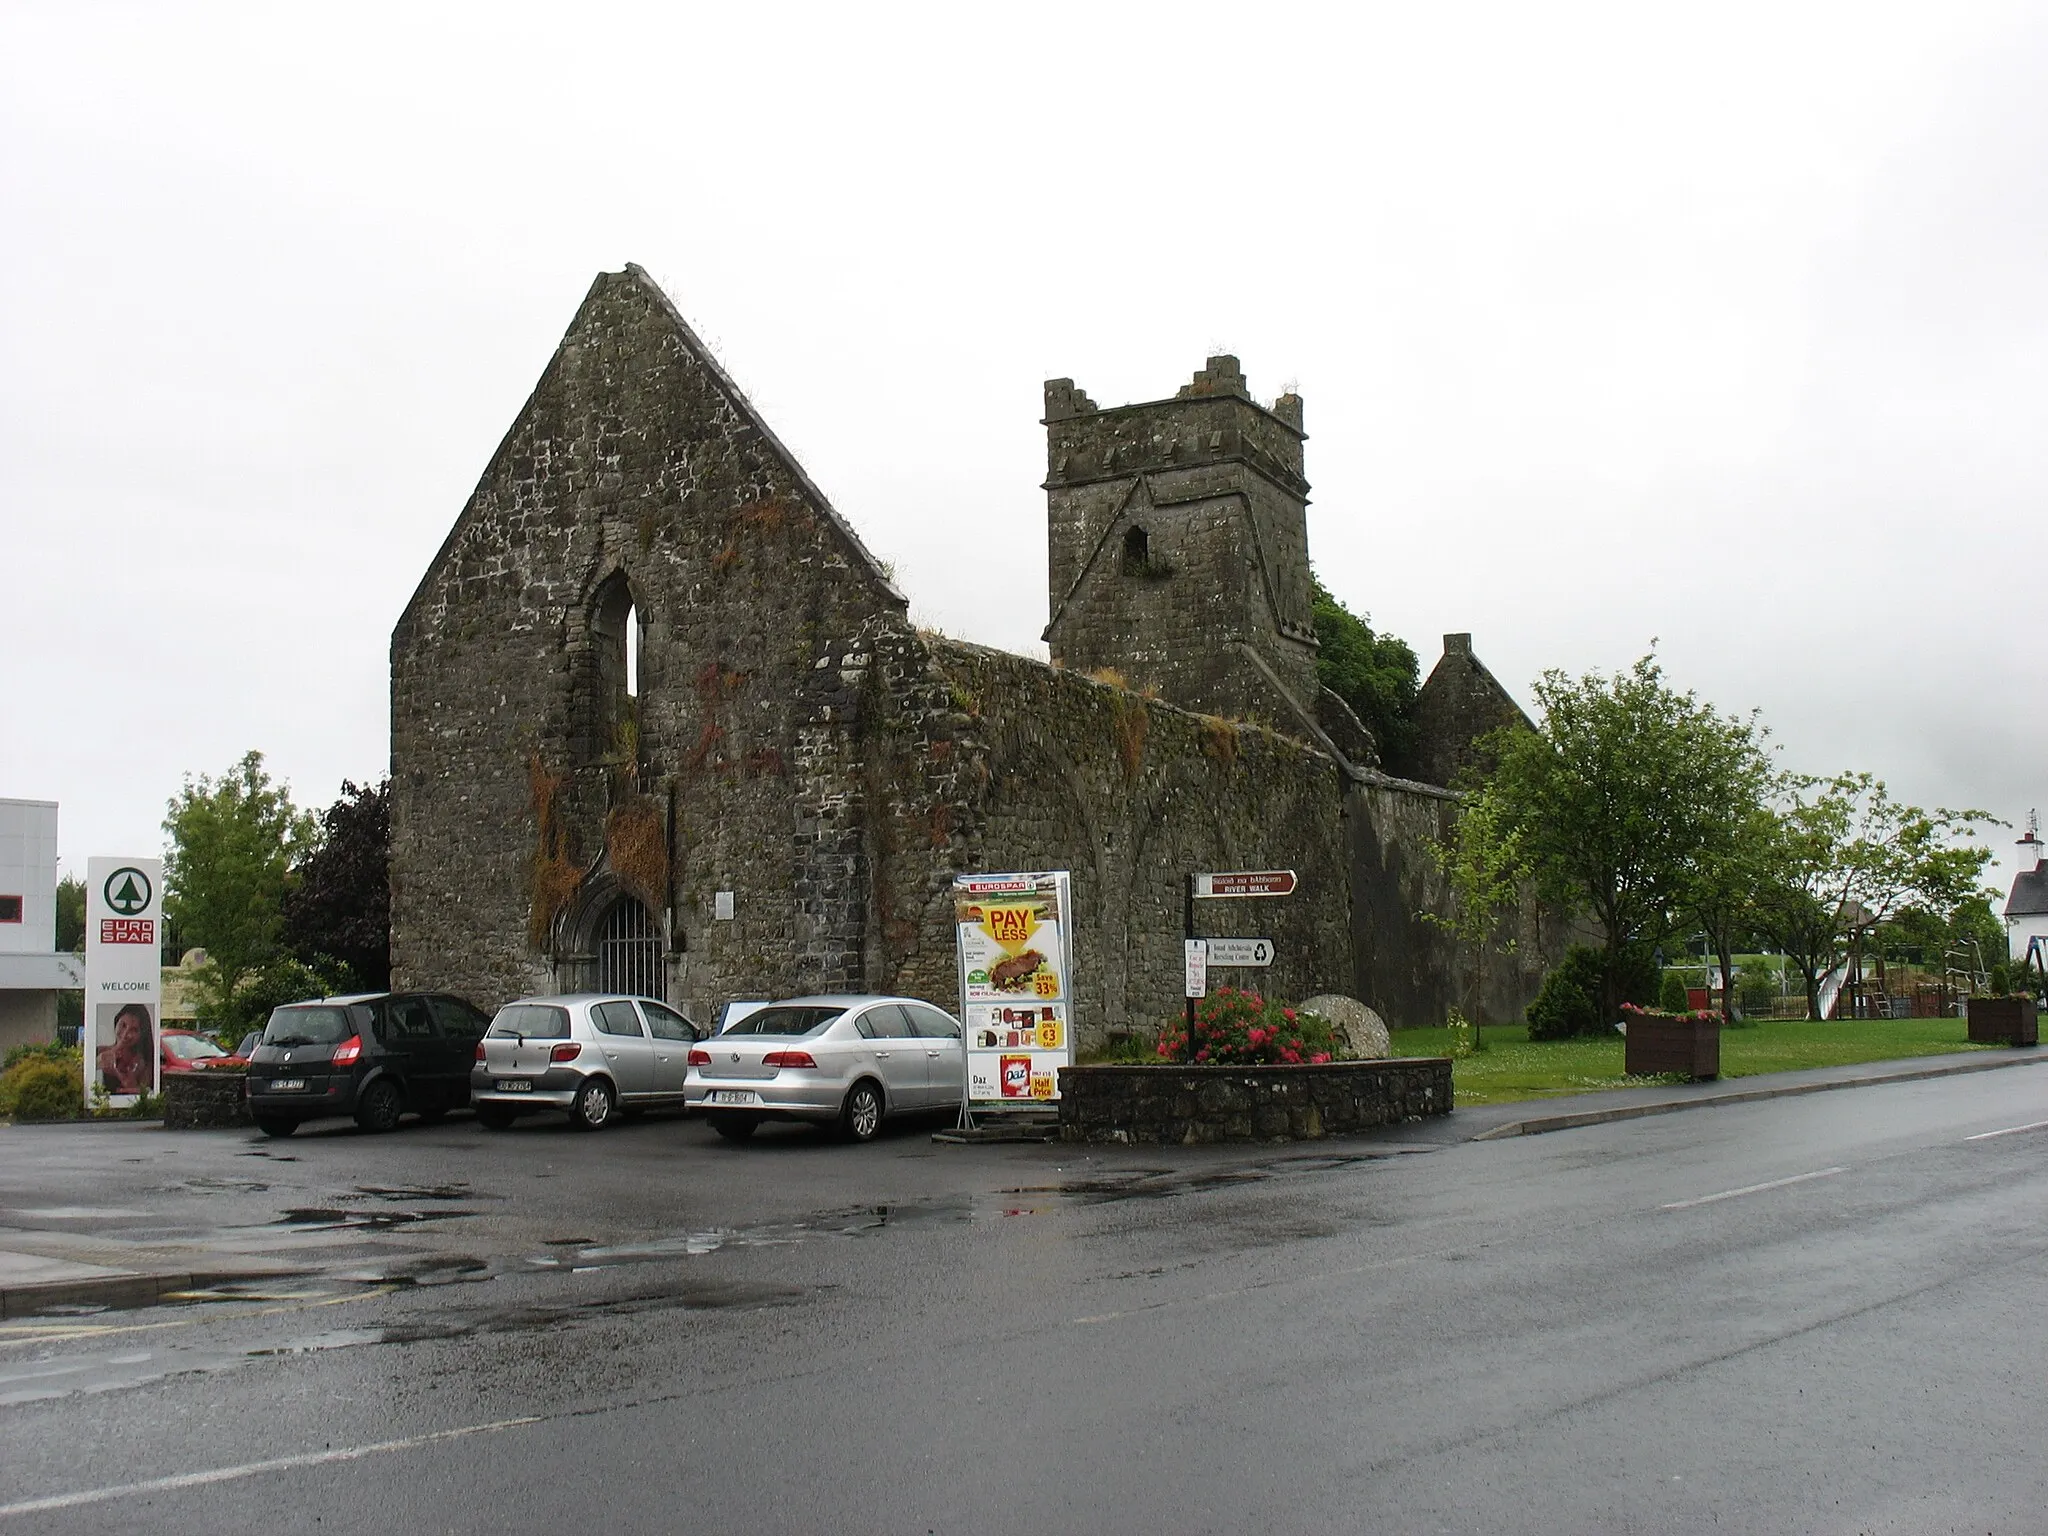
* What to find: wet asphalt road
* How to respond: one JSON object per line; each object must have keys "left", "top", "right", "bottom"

{"left": 2, "top": 1068, "right": 2047, "bottom": 1536}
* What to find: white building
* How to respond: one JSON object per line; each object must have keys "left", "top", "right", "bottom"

{"left": 2005, "top": 814, "right": 2048, "bottom": 967}
{"left": 0, "top": 799, "right": 82, "bottom": 1050}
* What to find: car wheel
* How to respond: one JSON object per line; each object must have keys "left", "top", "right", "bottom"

{"left": 254, "top": 1116, "right": 297, "bottom": 1139}
{"left": 708, "top": 1112, "right": 759, "bottom": 1142}
{"left": 570, "top": 1077, "right": 615, "bottom": 1131}
{"left": 353, "top": 1079, "right": 405, "bottom": 1134}
{"left": 475, "top": 1105, "right": 516, "bottom": 1131}
{"left": 839, "top": 1081, "right": 884, "bottom": 1143}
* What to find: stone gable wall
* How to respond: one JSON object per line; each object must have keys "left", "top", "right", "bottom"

{"left": 391, "top": 267, "right": 903, "bottom": 1017}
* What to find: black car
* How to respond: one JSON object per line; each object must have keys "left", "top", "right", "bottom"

{"left": 245, "top": 992, "right": 491, "bottom": 1137}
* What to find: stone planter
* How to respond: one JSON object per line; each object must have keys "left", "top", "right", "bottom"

{"left": 1966, "top": 996, "right": 2039, "bottom": 1046}
{"left": 1623, "top": 1014, "right": 1720, "bottom": 1080}
{"left": 1057, "top": 1058, "right": 1453, "bottom": 1144}
{"left": 164, "top": 1068, "right": 253, "bottom": 1129}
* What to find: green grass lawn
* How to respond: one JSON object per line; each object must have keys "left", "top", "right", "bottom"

{"left": 1388, "top": 1017, "right": 1998, "bottom": 1107}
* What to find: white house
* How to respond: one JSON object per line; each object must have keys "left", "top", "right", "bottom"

{"left": 2005, "top": 814, "right": 2048, "bottom": 968}
{"left": 0, "top": 799, "right": 82, "bottom": 1051}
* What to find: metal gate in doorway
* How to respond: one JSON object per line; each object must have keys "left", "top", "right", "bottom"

{"left": 597, "top": 898, "right": 664, "bottom": 999}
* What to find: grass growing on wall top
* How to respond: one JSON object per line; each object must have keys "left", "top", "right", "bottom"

{"left": 1389, "top": 1017, "right": 1996, "bottom": 1107}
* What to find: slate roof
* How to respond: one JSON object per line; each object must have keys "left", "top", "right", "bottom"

{"left": 2007, "top": 866, "right": 2048, "bottom": 919}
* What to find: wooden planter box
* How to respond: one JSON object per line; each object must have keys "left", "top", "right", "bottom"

{"left": 1624, "top": 1014, "right": 1720, "bottom": 1080}
{"left": 1966, "top": 997, "right": 2039, "bottom": 1046}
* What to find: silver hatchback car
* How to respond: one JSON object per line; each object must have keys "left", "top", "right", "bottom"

{"left": 684, "top": 994, "right": 964, "bottom": 1142}
{"left": 472, "top": 993, "right": 704, "bottom": 1131}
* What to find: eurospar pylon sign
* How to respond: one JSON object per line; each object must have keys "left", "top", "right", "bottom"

{"left": 84, "top": 857, "right": 163, "bottom": 1103}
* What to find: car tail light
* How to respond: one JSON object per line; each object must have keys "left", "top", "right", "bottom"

{"left": 332, "top": 1036, "right": 363, "bottom": 1065}
{"left": 474, "top": 1041, "right": 486, "bottom": 1062}
{"left": 549, "top": 1043, "right": 582, "bottom": 1064}
{"left": 687, "top": 1048, "right": 711, "bottom": 1065}
{"left": 763, "top": 1050, "right": 817, "bottom": 1070}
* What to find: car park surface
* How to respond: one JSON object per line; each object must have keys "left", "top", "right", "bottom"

{"left": 5, "top": 1070, "right": 2048, "bottom": 1532}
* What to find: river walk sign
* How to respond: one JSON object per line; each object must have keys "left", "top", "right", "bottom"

{"left": 83, "top": 856, "right": 163, "bottom": 1106}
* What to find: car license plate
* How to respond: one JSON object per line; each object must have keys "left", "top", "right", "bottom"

{"left": 708, "top": 1090, "right": 759, "bottom": 1106}
{"left": 494, "top": 1079, "right": 534, "bottom": 1093}
{"left": 270, "top": 1078, "right": 306, "bottom": 1091}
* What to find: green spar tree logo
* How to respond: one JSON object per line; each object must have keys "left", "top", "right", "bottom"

{"left": 103, "top": 867, "right": 153, "bottom": 916}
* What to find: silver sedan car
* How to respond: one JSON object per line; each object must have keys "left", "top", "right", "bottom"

{"left": 684, "top": 994, "right": 964, "bottom": 1142}
{"left": 472, "top": 993, "right": 704, "bottom": 1130}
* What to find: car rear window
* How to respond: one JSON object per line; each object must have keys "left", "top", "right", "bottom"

{"left": 262, "top": 1007, "right": 358, "bottom": 1046}
{"left": 165, "top": 1034, "right": 225, "bottom": 1059}
{"left": 489, "top": 1004, "right": 571, "bottom": 1040}
{"left": 721, "top": 1006, "right": 844, "bottom": 1037}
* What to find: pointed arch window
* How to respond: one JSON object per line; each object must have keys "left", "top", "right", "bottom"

{"left": 576, "top": 571, "right": 647, "bottom": 767}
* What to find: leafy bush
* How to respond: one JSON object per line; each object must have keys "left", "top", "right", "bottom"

{"left": 3, "top": 1039, "right": 74, "bottom": 1073}
{"left": 1737, "top": 968, "right": 1778, "bottom": 1016}
{"left": 1156, "top": 987, "right": 1344, "bottom": 1065}
{"left": 3, "top": 1058, "right": 82, "bottom": 1122}
{"left": 1657, "top": 968, "right": 1691, "bottom": 1012}
{"left": 197, "top": 954, "right": 343, "bottom": 1039}
{"left": 1527, "top": 945, "right": 1657, "bottom": 1040}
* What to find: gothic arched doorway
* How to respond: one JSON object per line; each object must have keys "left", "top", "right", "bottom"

{"left": 597, "top": 897, "right": 664, "bottom": 999}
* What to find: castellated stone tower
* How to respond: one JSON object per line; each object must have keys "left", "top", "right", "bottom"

{"left": 1041, "top": 357, "right": 1319, "bottom": 728}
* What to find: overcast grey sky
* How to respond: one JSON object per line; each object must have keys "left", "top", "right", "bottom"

{"left": 3, "top": 0, "right": 2042, "bottom": 905}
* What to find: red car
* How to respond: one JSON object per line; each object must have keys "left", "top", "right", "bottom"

{"left": 161, "top": 1029, "right": 232, "bottom": 1073}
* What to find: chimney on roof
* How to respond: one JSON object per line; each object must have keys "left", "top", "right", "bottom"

{"left": 2021, "top": 810, "right": 2043, "bottom": 872}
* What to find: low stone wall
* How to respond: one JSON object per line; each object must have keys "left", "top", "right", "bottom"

{"left": 1058, "top": 1058, "right": 1453, "bottom": 1144}
{"left": 164, "top": 1069, "right": 252, "bottom": 1130}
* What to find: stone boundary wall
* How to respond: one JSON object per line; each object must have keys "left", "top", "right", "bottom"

{"left": 165, "top": 1070, "right": 252, "bottom": 1130}
{"left": 1058, "top": 1059, "right": 1452, "bottom": 1143}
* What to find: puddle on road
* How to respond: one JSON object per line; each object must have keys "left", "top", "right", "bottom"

{"left": 524, "top": 1197, "right": 1060, "bottom": 1273}
{"left": 6, "top": 1207, "right": 151, "bottom": 1220}
{"left": 272, "top": 1207, "right": 476, "bottom": 1231}
{"left": 353, "top": 1184, "right": 500, "bottom": 1204}
{"left": 157, "top": 1176, "right": 272, "bottom": 1195}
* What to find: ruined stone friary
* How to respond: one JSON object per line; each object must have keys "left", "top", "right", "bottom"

{"left": 390, "top": 265, "right": 1552, "bottom": 1038}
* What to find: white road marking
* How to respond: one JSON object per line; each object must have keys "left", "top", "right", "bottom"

{"left": 1660, "top": 1167, "right": 1847, "bottom": 1210}
{"left": 1965, "top": 1118, "right": 2048, "bottom": 1142}
{"left": 0, "top": 1414, "right": 545, "bottom": 1519}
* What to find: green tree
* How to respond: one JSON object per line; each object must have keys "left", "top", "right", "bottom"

{"left": 281, "top": 778, "right": 391, "bottom": 992}
{"left": 162, "top": 751, "right": 319, "bottom": 1018}
{"left": 1311, "top": 576, "right": 1420, "bottom": 772}
{"left": 55, "top": 874, "right": 86, "bottom": 953}
{"left": 1752, "top": 773, "right": 1993, "bottom": 1019}
{"left": 1682, "top": 791, "right": 1778, "bottom": 1021}
{"left": 1443, "top": 653, "right": 1772, "bottom": 1021}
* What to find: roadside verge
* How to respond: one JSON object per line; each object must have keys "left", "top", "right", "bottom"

{"left": 1464, "top": 1048, "right": 2048, "bottom": 1140}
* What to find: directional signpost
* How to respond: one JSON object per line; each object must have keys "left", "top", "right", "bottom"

{"left": 1203, "top": 937, "right": 1274, "bottom": 968}
{"left": 1183, "top": 870, "right": 1296, "bottom": 1064}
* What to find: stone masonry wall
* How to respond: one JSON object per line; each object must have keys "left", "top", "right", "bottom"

{"left": 1058, "top": 1059, "right": 1453, "bottom": 1143}
{"left": 1042, "top": 361, "right": 1318, "bottom": 728}
{"left": 1346, "top": 775, "right": 1558, "bottom": 1027}
{"left": 391, "top": 266, "right": 903, "bottom": 1018}
{"left": 854, "top": 637, "right": 1355, "bottom": 1047}
{"left": 1409, "top": 633, "right": 1534, "bottom": 790}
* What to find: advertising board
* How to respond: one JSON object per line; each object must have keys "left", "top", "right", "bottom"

{"left": 84, "top": 857, "right": 163, "bottom": 1105}
{"left": 954, "top": 871, "right": 1073, "bottom": 1105}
